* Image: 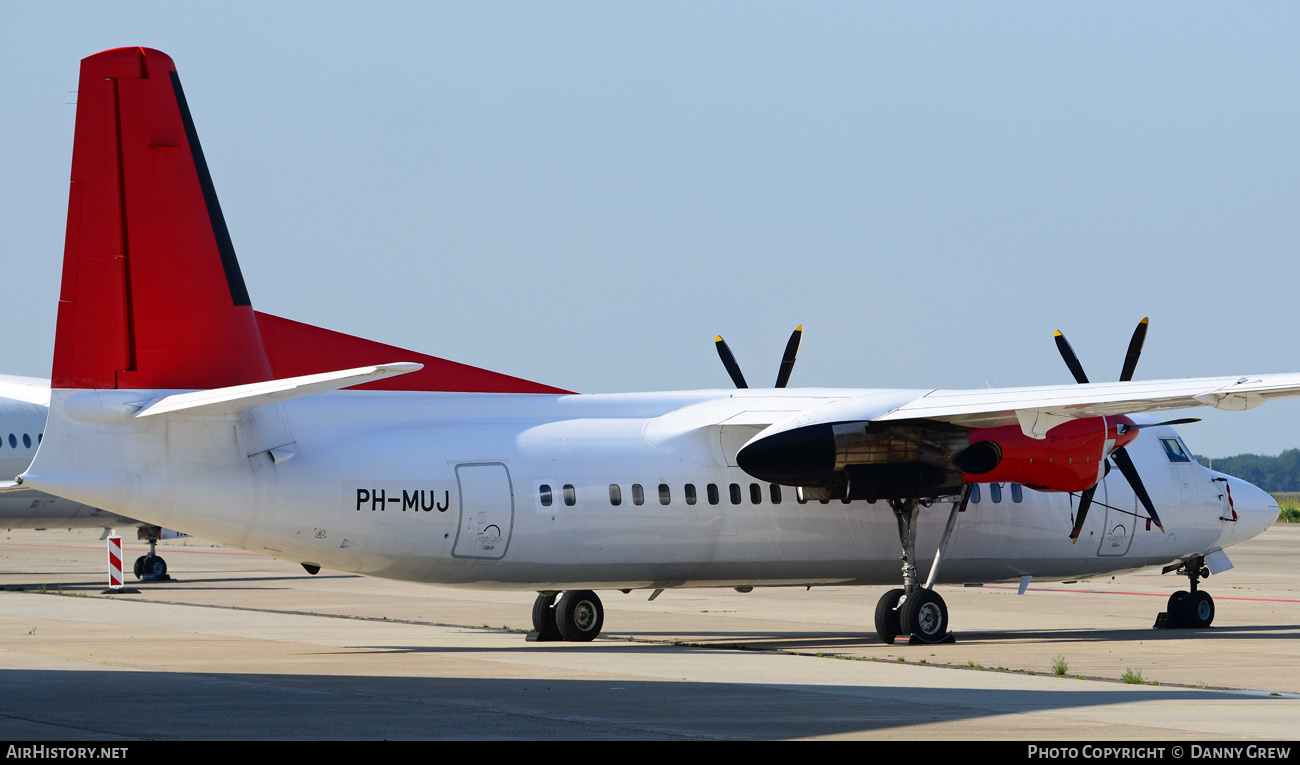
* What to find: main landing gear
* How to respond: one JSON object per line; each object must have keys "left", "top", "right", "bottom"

{"left": 529, "top": 590, "right": 605, "bottom": 642}
{"left": 132, "top": 526, "right": 170, "bottom": 582}
{"left": 874, "top": 489, "right": 969, "bottom": 645}
{"left": 1156, "top": 554, "right": 1215, "bottom": 629}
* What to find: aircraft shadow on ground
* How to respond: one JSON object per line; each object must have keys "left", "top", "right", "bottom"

{"left": 0, "top": 667, "right": 1258, "bottom": 741}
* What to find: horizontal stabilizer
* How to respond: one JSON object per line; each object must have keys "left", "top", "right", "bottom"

{"left": 133, "top": 363, "right": 422, "bottom": 419}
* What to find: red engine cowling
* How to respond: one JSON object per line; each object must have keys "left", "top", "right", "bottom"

{"left": 955, "top": 416, "right": 1137, "bottom": 493}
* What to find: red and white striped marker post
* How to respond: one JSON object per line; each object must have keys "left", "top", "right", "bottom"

{"left": 107, "top": 535, "right": 123, "bottom": 590}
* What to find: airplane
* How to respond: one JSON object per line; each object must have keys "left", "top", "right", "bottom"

{"left": 16, "top": 46, "right": 1298, "bottom": 645}
{"left": 0, "top": 374, "right": 180, "bottom": 579}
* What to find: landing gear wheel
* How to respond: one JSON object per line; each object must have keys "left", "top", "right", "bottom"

{"left": 531, "top": 593, "right": 562, "bottom": 641}
{"left": 554, "top": 590, "right": 604, "bottom": 642}
{"left": 133, "top": 555, "right": 145, "bottom": 580}
{"left": 874, "top": 588, "right": 904, "bottom": 644}
{"left": 1185, "top": 590, "right": 1215, "bottom": 628}
{"left": 901, "top": 589, "right": 949, "bottom": 644}
{"left": 141, "top": 554, "right": 167, "bottom": 579}
{"left": 1165, "top": 590, "right": 1188, "bottom": 629}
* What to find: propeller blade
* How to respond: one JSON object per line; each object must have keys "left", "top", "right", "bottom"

{"left": 1119, "top": 317, "right": 1149, "bottom": 382}
{"left": 714, "top": 335, "right": 748, "bottom": 389}
{"left": 1069, "top": 486, "right": 1097, "bottom": 543}
{"left": 1053, "top": 330, "right": 1090, "bottom": 384}
{"left": 1111, "top": 446, "right": 1165, "bottom": 532}
{"left": 774, "top": 325, "right": 803, "bottom": 388}
{"left": 1119, "top": 417, "right": 1201, "bottom": 433}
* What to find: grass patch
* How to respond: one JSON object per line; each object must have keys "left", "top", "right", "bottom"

{"left": 1122, "top": 667, "right": 1145, "bottom": 684}
{"left": 1052, "top": 654, "right": 1068, "bottom": 676}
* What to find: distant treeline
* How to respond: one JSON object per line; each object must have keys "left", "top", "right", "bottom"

{"left": 1195, "top": 449, "right": 1300, "bottom": 491}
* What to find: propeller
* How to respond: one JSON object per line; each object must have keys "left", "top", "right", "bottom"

{"left": 1055, "top": 317, "right": 1178, "bottom": 542}
{"left": 715, "top": 325, "right": 803, "bottom": 389}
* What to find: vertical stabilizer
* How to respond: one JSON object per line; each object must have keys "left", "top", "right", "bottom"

{"left": 53, "top": 47, "right": 272, "bottom": 390}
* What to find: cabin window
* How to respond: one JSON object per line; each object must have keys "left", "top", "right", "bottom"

{"left": 1010, "top": 483, "right": 1023, "bottom": 503}
{"left": 749, "top": 483, "right": 762, "bottom": 504}
{"left": 1161, "top": 438, "right": 1191, "bottom": 463}
{"left": 632, "top": 484, "right": 645, "bottom": 506}
{"left": 970, "top": 484, "right": 981, "bottom": 503}
{"left": 562, "top": 484, "right": 576, "bottom": 506}
{"left": 22, "top": 434, "right": 30, "bottom": 449}
{"left": 6, "top": 434, "right": 13, "bottom": 448}
{"left": 659, "top": 484, "right": 671, "bottom": 505}
{"left": 539, "top": 484, "right": 553, "bottom": 507}
{"left": 769, "top": 484, "right": 782, "bottom": 504}
{"left": 707, "top": 484, "right": 720, "bottom": 505}
{"left": 989, "top": 483, "right": 1002, "bottom": 503}
{"left": 729, "top": 483, "right": 742, "bottom": 504}
{"left": 685, "top": 484, "right": 698, "bottom": 505}
{"left": 608, "top": 484, "right": 622, "bottom": 506}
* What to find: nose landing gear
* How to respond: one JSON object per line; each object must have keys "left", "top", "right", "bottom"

{"left": 1156, "top": 554, "right": 1215, "bottom": 629}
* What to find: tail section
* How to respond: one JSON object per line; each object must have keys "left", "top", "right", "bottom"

{"left": 53, "top": 47, "right": 568, "bottom": 395}
{"left": 54, "top": 47, "right": 271, "bottom": 390}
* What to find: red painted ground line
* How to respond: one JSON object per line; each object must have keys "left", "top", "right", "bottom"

{"left": 982, "top": 584, "right": 1300, "bottom": 604}
{"left": 0, "top": 541, "right": 260, "bottom": 557}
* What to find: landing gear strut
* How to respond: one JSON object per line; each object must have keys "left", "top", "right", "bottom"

{"left": 1157, "top": 555, "right": 1214, "bottom": 629}
{"left": 528, "top": 590, "right": 605, "bottom": 642}
{"left": 874, "top": 487, "right": 969, "bottom": 645}
{"left": 132, "top": 526, "right": 170, "bottom": 582}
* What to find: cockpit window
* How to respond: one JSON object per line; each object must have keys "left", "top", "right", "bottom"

{"left": 1160, "top": 438, "right": 1191, "bottom": 463}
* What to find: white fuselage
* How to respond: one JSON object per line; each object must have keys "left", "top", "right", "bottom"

{"left": 25, "top": 387, "right": 1277, "bottom": 590}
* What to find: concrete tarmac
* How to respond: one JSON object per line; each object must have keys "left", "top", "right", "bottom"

{"left": 1, "top": 525, "right": 1298, "bottom": 740}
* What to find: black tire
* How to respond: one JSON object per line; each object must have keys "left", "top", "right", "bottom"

{"left": 1185, "top": 590, "right": 1215, "bottom": 628}
{"left": 531, "top": 593, "right": 562, "bottom": 641}
{"left": 901, "top": 589, "right": 948, "bottom": 644}
{"left": 1166, "top": 590, "right": 1189, "bottom": 629}
{"left": 132, "top": 555, "right": 145, "bottom": 580}
{"left": 555, "top": 590, "right": 604, "bottom": 642}
{"left": 874, "top": 588, "right": 905, "bottom": 644}
{"left": 143, "top": 555, "right": 167, "bottom": 578}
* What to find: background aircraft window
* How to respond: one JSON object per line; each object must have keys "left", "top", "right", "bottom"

{"left": 707, "top": 484, "right": 720, "bottom": 505}
{"left": 22, "top": 434, "right": 30, "bottom": 448}
{"left": 6, "top": 434, "right": 13, "bottom": 448}
{"left": 685, "top": 484, "right": 697, "bottom": 505}
{"left": 769, "top": 484, "right": 782, "bottom": 504}
{"left": 632, "top": 484, "right": 645, "bottom": 506}
{"left": 539, "top": 484, "right": 553, "bottom": 507}
{"left": 562, "top": 484, "right": 576, "bottom": 506}
{"left": 659, "top": 484, "right": 671, "bottom": 505}
{"left": 608, "top": 484, "right": 622, "bottom": 506}
{"left": 729, "top": 484, "right": 742, "bottom": 504}
{"left": 1161, "top": 438, "right": 1192, "bottom": 463}
{"left": 971, "top": 484, "right": 981, "bottom": 503}
{"left": 750, "top": 483, "right": 762, "bottom": 504}
{"left": 1011, "top": 483, "right": 1023, "bottom": 503}
{"left": 989, "top": 483, "right": 1002, "bottom": 503}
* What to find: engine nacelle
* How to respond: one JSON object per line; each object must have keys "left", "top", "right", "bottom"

{"left": 953, "top": 415, "right": 1137, "bottom": 492}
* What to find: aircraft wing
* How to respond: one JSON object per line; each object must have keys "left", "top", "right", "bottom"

{"left": 876, "top": 373, "right": 1300, "bottom": 435}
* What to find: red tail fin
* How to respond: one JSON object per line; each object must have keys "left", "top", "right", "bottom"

{"left": 53, "top": 47, "right": 272, "bottom": 390}
{"left": 52, "top": 48, "right": 569, "bottom": 395}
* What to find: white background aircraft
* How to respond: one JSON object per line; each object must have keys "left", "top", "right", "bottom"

{"left": 0, "top": 375, "right": 180, "bottom": 578}
{"left": 18, "top": 47, "right": 1297, "bottom": 646}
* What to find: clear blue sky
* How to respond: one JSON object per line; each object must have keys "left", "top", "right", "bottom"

{"left": 3, "top": 2, "right": 1299, "bottom": 459}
